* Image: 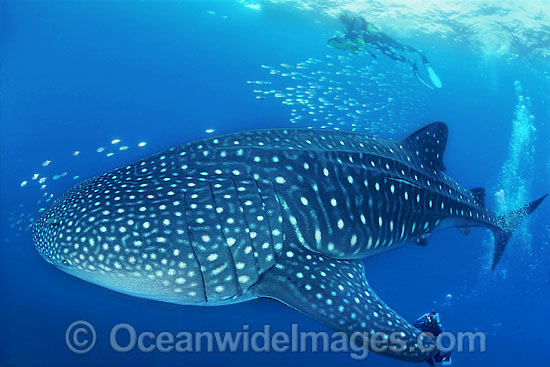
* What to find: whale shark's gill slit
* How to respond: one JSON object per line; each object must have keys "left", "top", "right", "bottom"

{"left": 186, "top": 182, "right": 240, "bottom": 302}
{"left": 253, "top": 179, "right": 276, "bottom": 247}
{"left": 309, "top": 177, "right": 333, "bottom": 243}
{"left": 210, "top": 178, "right": 261, "bottom": 291}
{"left": 264, "top": 179, "right": 286, "bottom": 256}
{"left": 256, "top": 179, "right": 284, "bottom": 259}
{"left": 207, "top": 181, "right": 243, "bottom": 296}
{"left": 230, "top": 178, "right": 262, "bottom": 272}
{"left": 181, "top": 191, "right": 208, "bottom": 303}
{"left": 253, "top": 179, "right": 285, "bottom": 264}
{"left": 235, "top": 178, "right": 278, "bottom": 272}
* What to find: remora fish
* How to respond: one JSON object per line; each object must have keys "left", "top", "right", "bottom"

{"left": 32, "top": 122, "right": 546, "bottom": 361}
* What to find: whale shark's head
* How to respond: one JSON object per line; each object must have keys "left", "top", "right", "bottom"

{"left": 31, "top": 174, "right": 134, "bottom": 287}
{"left": 32, "top": 177, "right": 102, "bottom": 271}
{"left": 30, "top": 170, "right": 200, "bottom": 303}
{"left": 32, "top": 209, "right": 65, "bottom": 266}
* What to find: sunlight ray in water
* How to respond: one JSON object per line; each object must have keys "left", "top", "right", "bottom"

{"left": 490, "top": 81, "right": 537, "bottom": 268}
{"left": 238, "top": 0, "right": 550, "bottom": 62}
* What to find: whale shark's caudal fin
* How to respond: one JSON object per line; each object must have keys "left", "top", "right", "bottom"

{"left": 254, "top": 242, "right": 437, "bottom": 362}
{"left": 492, "top": 194, "right": 548, "bottom": 270}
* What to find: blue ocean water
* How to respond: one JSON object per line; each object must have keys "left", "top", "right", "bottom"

{"left": 1, "top": 1, "right": 549, "bottom": 366}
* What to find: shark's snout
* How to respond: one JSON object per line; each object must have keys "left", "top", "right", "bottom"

{"left": 31, "top": 209, "right": 67, "bottom": 266}
{"left": 32, "top": 217, "right": 53, "bottom": 263}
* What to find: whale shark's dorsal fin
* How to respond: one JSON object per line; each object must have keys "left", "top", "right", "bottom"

{"left": 254, "top": 242, "right": 437, "bottom": 362}
{"left": 401, "top": 122, "right": 448, "bottom": 171}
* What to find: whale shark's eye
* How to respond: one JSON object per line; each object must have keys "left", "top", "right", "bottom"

{"left": 62, "top": 259, "right": 67, "bottom": 264}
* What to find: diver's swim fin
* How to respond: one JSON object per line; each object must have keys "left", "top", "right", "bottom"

{"left": 419, "top": 52, "right": 442, "bottom": 88}
{"left": 412, "top": 63, "right": 434, "bottom": 89}
{"left": 425, "top": 64, "right": 442, "bottom": 88}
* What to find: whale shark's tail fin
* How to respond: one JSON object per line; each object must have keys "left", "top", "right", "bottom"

{"left": 492, "top": 194, "right": 547, "bottom": 270}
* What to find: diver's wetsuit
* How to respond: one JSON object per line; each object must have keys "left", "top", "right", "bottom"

{"left": 342, "top": 15, "right": 417, "bottom": 61}
{"left": 343, "top": 15, "right": 369, "bottom": 40}
{"left": 414, "top": 313, "right": 452, "bottom": 366}
{"left": 338, "top": 14, "right": 441, "bottom": 88}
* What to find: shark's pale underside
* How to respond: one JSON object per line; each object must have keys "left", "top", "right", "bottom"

{"left": 32, "top": 122, "right": 546, "bottom": 362}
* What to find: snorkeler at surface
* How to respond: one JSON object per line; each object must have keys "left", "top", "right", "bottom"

{"left": 414, "top": 312, "right": 453, "bottom": 366}
{"left": 328, "top": 12, "right": 442, "bottom": 89}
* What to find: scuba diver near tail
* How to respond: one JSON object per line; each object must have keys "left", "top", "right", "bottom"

{"left": 414, "top": 312, "right": 453, "bottom": 366}
{"left": 328, "top": 12, "right": 442, "bottom": 89}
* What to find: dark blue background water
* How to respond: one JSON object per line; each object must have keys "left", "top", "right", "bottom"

{"left": 1, "top": 1, "right": 549, "bottom": 366}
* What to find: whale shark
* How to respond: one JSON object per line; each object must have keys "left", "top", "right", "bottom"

{"left": 32, "top": 122, "right": 545, "bottom": 362}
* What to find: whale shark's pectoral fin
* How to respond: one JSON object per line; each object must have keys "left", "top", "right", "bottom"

{"left": 253, "top": 244, "right": 437, "bottom": 362}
